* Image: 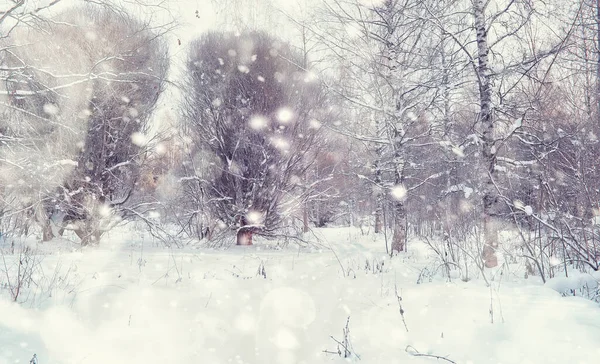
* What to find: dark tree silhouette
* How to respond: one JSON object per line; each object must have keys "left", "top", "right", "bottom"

{"left": 182, "top": 31, "right": 326, "bottom": 245}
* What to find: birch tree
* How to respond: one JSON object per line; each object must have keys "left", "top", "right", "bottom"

{"left": 424, "top": 0, "right": 569, "bottom": 267}
{"left": 315, "top": 0, "right": 445, "bottom": 253}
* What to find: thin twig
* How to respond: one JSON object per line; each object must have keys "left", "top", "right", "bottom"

{"left": 205, "top": 292, "right": 212, "bottom": 308}
{"left": 394, "top": 279, "right": 409, "bottom": 332}
{"left": 405, "top": 345, "right": 457, "bottom": 363}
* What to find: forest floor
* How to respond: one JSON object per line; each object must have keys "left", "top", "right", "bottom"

{"left": 0, "top": 226, "right": 599, "bottom": 364}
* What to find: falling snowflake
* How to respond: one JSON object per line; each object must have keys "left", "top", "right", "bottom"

{"left": 406, "top": 111, "right": 418, "bottom": 122}
{"left": 271, "top": 136, "right": 290, "bottom": 151}
{"left": 246, "top": 210, "right": 264, "bottom": 225}
{"left": 155, "top": 143, "right": 166, "bottom": 155}
{"left": 43, "top": 103, "right": 59, "bottom": 115}
{"left": 390, "top": 185, "right": 407, "bottom": 201}
{"left": 452, "top": 146, "right": 465, "bottom": 158}
{"left": 277, "top": 108, "right": 294, "bottom": 124}
{"left": 98, "top": 204, "right": 112, "bottom": 218}
{"left": 249, "top": 115, "right": 268, "bottom": 130}
{"left": 128, "top": 107, "right": 139, "bottom": 118}
{"left": 309, "top": 119, "right": 321, "bottom": 129}
{"left": 85, "top": 31, "right": 97, "bottom": 41}
{"left": 303, "top": 71, "right": 317, "bottom": 83}
{"left": 131, "top": 132, "right": 147, "bottom": 146}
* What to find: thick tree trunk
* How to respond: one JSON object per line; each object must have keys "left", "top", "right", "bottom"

{"left": 34, "top": 204, "right": 53, "bottom": 242}
{"left": 75, "top": 220, "right": 102, "bottom": 246}
{"left": 474, "top": 0, "right": 499, "bottom": 268}
{"left": 391, "top": 201, "right": 407, "bottom": 253}
{"left": 373, "top": 136, "right": 384, "bottom": 234}
{"left": 390, "top": 112, "right": 407, "bottom": 254}
{"left": 236, "top": 227, "right": 253, "bottom": 245}
{"left": 42, "top": 222, "right": 53, "bottom": 242}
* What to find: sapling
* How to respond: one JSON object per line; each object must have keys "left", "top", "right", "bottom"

{"left": 257, "top": 261, "right": 267, "bottom": 279}
{"left": 323, "top": 316, "right": 360, "bottom": 360}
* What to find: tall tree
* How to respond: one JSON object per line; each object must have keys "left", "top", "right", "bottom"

{"left": 0, "top": 4, "right": 169, "bottom": 244}
{"left": 316, "top": 0, "right": 444, "bottom": 253}
{"left": 426, "top": 0, "right": 569, "bottom": 267}
{"left": 472, "top": 0, "right": 499, "bottom": 268}
{"left": 181, "top": 31, "right": 326, "bottom": 245}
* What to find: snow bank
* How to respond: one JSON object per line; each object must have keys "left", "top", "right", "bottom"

{"left": 546, "top": 271, "right": 600, "bottom": 296}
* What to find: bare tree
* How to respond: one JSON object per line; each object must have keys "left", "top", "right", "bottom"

{"left": 181, "top": 31, "right": 327, "bottom": 245}
{"left": 0, "top": 4, "right": 169, "bottom": 244}
{"left": 423, "top": 0, "right": 570, "bottom": 267}
{"left": 313, "top": 0, "right": 447, "bottom": 254}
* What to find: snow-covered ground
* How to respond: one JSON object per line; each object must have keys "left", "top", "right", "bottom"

{"left": 1, "top": 227, "right": 599, "bottom": 364}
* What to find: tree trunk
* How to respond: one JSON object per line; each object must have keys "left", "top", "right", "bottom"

{"left": 440, "top": 36, "right": 459, "bottom": 240}
{"left": 75, "top": 221, "right": 102, "bottom": 246}
{"left": 42, "top": 222, "right": 53, "bottom": 242}
{"left": 482, "top": 214, "right": 499, "bottom": 267}
{"left": 391, "top": 201, "right": 407, "bottom": 254}
{"left": 596, "top": 0, "right": 600, "bottom": 125}
{"left": 34, "top": 204, "right": 53, "bottom": 242}
{"left": 474, "top": 0, "right": 499, "bottom": 268}
{"left": 237, "top": 227, "right": 253, "bottom": 245}
{"left": 373, "top": 137, "right": 384, "bottom": 234}
{"left": 374, "top": 194, "right": 383, "bottom": 234}
{"left": 303, "top": 203, "right": 309, "bottom": 233}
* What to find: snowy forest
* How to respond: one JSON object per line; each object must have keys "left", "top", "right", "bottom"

{"left": 1, "top": 0, "right": 599, "bottom": 363}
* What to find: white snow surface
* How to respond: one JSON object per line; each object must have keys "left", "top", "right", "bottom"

{"left": 0, "top": 227, "right": 599, "bottom": 364}
{"left": 546, "top": 271, "right": 600, "bottom": 295}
